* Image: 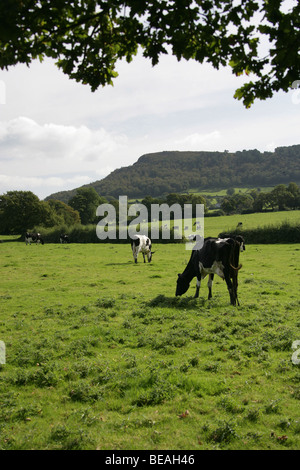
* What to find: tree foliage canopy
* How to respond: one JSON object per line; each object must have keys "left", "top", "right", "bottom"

{"left": 0, "top": 0, "right": 299, "bottom": 107}
{"left": 0, "top": 190, "right": 80, "bottom": 234}
{"left": 221, "top": 182, "right": 300, "bottom": 213}
{"left": 68, "top": 187, "right": 104, "bottom": 224}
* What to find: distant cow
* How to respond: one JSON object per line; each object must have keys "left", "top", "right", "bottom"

{"left": 176, "top": 236, "right": 245, "bottom": 306}
{"left": 25, "top": 232, "right": 44, "bottom": 245}
{"left": 60, "top": 234, "right": 69, "bottom": 244}
{"left": 131, "top": 234, "right": 154, "bottom": 263}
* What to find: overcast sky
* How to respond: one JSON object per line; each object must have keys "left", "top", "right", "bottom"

{"left": 0, "top": 45, "right": 299, "bottom": 200}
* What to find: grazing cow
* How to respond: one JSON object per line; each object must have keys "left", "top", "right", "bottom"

{"left": 60, "top": 234, "right": 69, "bottom": 244}
{"left": 131, "top": 234, "right": 154, "bottom": 263}
{"left": 176, "top": 236, "right": 245, "bottom": 306}
{"left": 25, "top": 232, "right": 44, "bottom": 245}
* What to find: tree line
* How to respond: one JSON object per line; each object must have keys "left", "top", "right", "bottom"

{"left": 219, "top": 183, "right": 300, "bottom": 215}
{"left": 1, "top": 183, "right": 299, "bottom": 235}
{"left": 0, "top": 188, "right": 207, "bottom": 235}
{"left": 0, "top": 188, "right": 101, "bottom": 234}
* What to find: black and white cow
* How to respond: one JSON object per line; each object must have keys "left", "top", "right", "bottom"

{"left": 60, "top": 234, "right": 69, "bottom": 244}
{"left": 25, "top": 232, "right": 44, "bottom": 245}
{"left": 176, "top": 236, "right": 245, "bottom": 306}
{"left": 131, "top": 234, "right": 154, "bottom": 263}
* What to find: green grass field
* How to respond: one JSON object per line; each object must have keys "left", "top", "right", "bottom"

{"left": 203, "top": 210, "right": 300, "bottom": 237}
{"left": 126, "top": 209, "right": 300, "bottom": 242}
{"left": 1, "top": 225, "right": 300, "bottom": 450}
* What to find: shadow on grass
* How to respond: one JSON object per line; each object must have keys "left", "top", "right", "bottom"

{"left": 147, "top": 294, "right": 206, "bottom": 309}
{"left": 0, "top": 237, "right": 22, "bottom": 243}
{"left": 105, "top": 261, "right": 133, "bottom": 266}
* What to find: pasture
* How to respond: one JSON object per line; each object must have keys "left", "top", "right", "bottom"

{"left": 203, "top": 209, "right": 300, "bottom": 237}
{"left": 0, "top": 237, "right": 300, "bottom": 450}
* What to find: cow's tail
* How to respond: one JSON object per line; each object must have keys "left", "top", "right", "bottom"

{"left": 229, "top": 240, "right": 242, "bottom": 271}
{"left": 230, "top": 263, "right": 242, "bottom": 271}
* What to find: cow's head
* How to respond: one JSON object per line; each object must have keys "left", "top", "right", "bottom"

{"left": 176, "top": 273, "right": 190, "bottom": 296}
{"left": 147, "top": 250, "right": 155, "bottom": 262}
{"left": 235, "top": 235, "right": 246, "bottom": 252}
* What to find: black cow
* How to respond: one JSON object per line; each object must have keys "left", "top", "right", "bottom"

{"left": 25, "top": 232, "right": 44, "bottom": 245}
{"left": 60, "top": 234, "right": 69, "bottom": 244}
{"left": 176, "top": 236, "right": 245, "bottom": 306}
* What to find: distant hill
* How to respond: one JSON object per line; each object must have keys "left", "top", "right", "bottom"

{"left": 45, "top": 145, "right": 300, "bottom": 203}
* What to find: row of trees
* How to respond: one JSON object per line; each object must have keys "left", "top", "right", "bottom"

{"left": 220, "top": 183, "right": 300, "bottom": 215}
{"left": 0, "top": 188, "right": 103, "bottom": 234}
{"left": 0, "top": 188, "right": 208, "bottom": 234}
{"left": 141, "top": 184, "right": 300, "bottom": 217}
{"left": 140, "top": 193, "right": 207, "bottom": 220}
{"left": 1, "top": 183, "right": 299, "bottom": 234}
{"left": 0, "top": 191, "right": 77, "bottom": 234}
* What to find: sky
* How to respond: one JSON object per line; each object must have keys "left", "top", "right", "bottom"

{"left": 0, "top": 43, "right": 299, "bottom": 200}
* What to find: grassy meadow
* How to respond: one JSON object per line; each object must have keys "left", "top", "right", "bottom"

{"left": 203, "top": 210, "right": 300, "bottom": 236}
{"left": 1, "top": 211, "right": 300, "bottom": 450}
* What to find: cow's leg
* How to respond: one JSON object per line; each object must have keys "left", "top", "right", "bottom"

{"left": 207, "top": 274, "right": 214, "bottom": 299}
{"left": 132, "top": 247, "right": 138, "bottom": 263}
{"left": 224, "top": 269, "right": 236, "bottom": 306}
{"left": 232, "top": 273, "right": 239, "bottom": 306}
{"left": 194, "top": 277, "right": 201, "bottom": 298}
{"left": 142, "top": 252, "right": 146, "bottom": 263}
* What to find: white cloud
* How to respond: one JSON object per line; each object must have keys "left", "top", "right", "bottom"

{"left": 0, "top": 117, "right": 127, "bottom": 167}
{"left": 0, "top": 117, "right": 127, "bottom": 163}
{"left": 174, "top": 131, "right": 221, "bottom": 150}
{"left": 0, "top": 174, "right": 91, "bottom": 193}
{"left": 0, "top": 116, "right": 129, "bottom": 198}
{"left": 1, "top": 55, "right": 245, "bottom": 128}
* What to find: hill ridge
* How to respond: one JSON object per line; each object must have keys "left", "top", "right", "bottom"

{"left": 45, "top": 145, "right": 300, "bottom": 203}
